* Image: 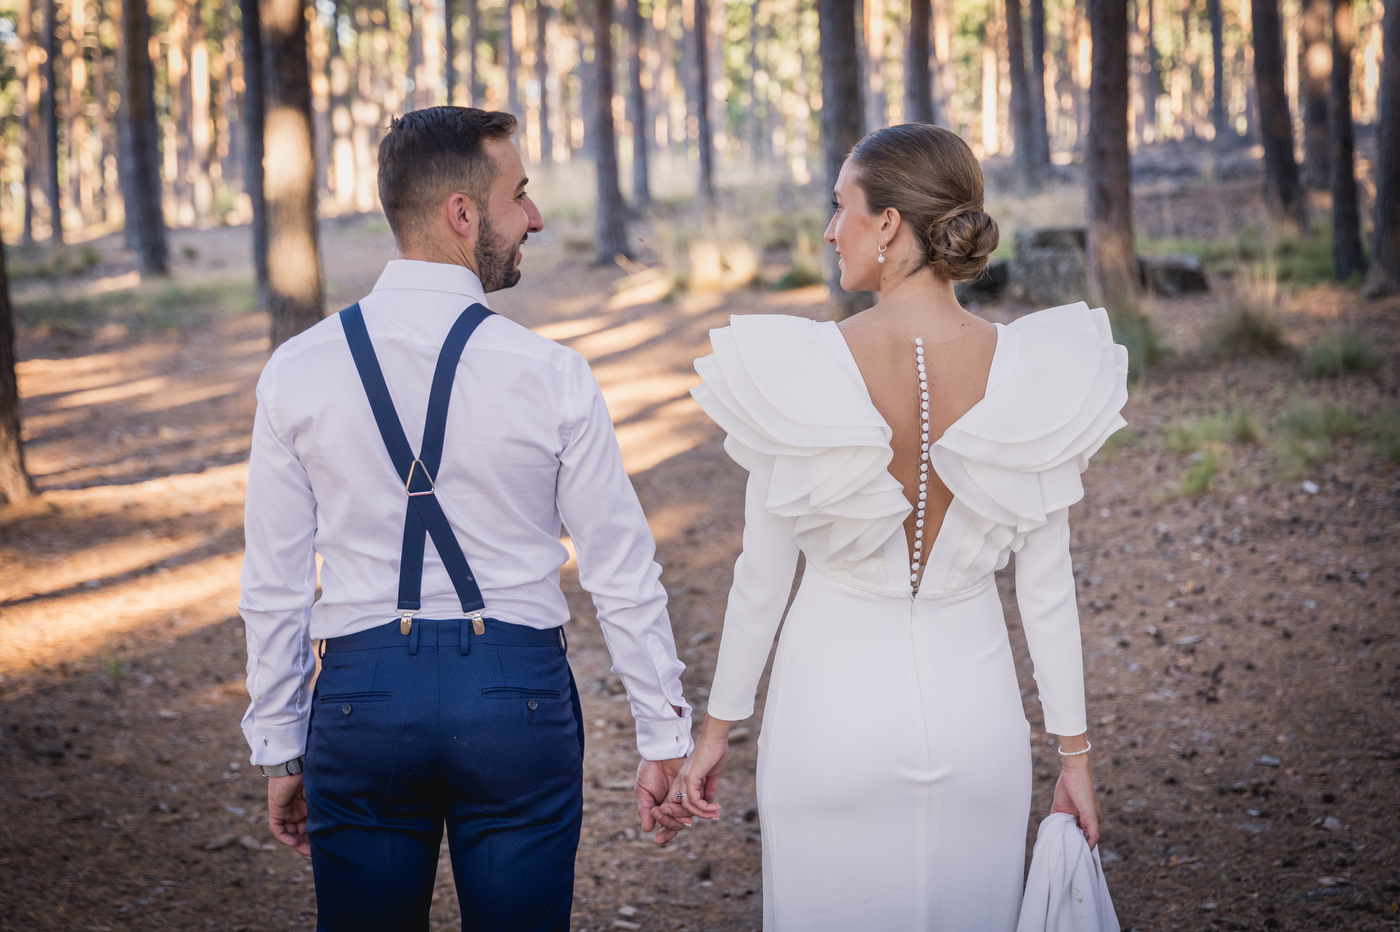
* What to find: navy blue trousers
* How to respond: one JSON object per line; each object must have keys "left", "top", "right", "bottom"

{"left": 305, "top": 618, "right": 584, "bottom": 931}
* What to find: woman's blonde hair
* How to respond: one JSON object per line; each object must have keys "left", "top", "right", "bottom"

{"left": 848, "top": 124, "right": 999, "bottom": 282}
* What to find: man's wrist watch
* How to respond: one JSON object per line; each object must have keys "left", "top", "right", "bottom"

{"left": 259, "top": 756, "right": 306, "bottom": 777}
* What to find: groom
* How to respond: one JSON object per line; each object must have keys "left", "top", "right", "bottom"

{"left": 238, "top": 107, "right": 693, "bottom": 930}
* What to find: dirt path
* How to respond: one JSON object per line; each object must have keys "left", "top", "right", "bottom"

{"left": 2, "top": 204, "right": 1398, "bottom": 932}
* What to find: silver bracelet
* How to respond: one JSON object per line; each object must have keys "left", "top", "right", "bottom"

{"left": 1057, "top": 740, "right": 1092, "bottom": 757}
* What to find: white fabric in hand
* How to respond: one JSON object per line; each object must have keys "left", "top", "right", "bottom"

{"left": 1017, "top": 812, "right": 1120, "bottom": 932}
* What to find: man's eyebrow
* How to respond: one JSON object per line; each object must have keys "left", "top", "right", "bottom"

{"left": 515, "top": 176, "right": 529, "bottom": 191}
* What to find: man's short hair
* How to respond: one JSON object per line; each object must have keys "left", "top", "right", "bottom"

{"left": 377, "top": 107, "right": 518, "bottom": 244}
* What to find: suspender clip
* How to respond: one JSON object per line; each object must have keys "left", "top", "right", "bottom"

{"left": 466, "top": 610, "right": 486, "bottom": 636}
{"left": 399, "top": 611, "right": 416, "bottom": 635}
{"left": 405, "top": 459, "right": 436, "bottom": 497}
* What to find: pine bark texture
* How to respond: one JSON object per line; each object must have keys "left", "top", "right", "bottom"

{"left": 905, "top": 0, "right": 934, "bottom": 124}
{"left": 1329, "top": 0, "right": 1366, "bottom": 282}
{"left": 1208, "top": 0, "right": 1226, "bottom": 142}
{"left": 42, "top": 0, "right": 61, "bottom": 242}
{"left": 592, "top": 0, "right": 629, "bottom": 263}
{"left": 262, "top": 0, "right": 325, "bottom": 348}
{"left": 1086, "top": 0, "right": 1137, "bottom": 305}
{"left": 818, "top": 0, "right": 870, "bottom": 318}
{"left": 1028, "top": 0, "right": 1050, "bottom": 167}
{"left": 241, "top": 0, "right": 269, "bottom": 309}
{"left": 1250, "top": 0, "right": 1307, "bottom": 228}
{"left": 118, "top": 0, "right": 170, "bottom": 275}
{"left": 628, "top": 0, "right": 650, "bottom": 206}
{"left": 1005, "top": 0, "right": 1037, "bottom": 190}
{"left": 694, "top": 0, "right": 716, "bottom": 211}
{"left": 1300, "top": 0, "right": 1332, "bottom": 189}
{"left": 0, "top": 238, "right": 36, "bottom": 505}
{"left": 1362, "top": 0, "right": 1400, "bottom": 297}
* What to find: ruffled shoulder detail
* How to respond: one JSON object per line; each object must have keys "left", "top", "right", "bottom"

{"left": 930, "top": 302, "right": 1129, "bottom": 536}
{"left": 691, "top": 314, "right": 912, "bottom": 563}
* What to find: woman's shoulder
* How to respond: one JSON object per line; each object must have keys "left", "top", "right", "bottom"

{"left": 691, "top": 314, "right": 911, "bottom": 564}
{"left": 929, "top": 302, "right": 1130, "bottom": 533}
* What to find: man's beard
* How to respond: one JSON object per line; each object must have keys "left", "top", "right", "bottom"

{"left": 475, "top": 212, "right": 523, "bottom": 292}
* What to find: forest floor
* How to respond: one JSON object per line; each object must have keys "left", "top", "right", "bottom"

{"left": 1, "top": 165, "right": 1398, "bottom": 932}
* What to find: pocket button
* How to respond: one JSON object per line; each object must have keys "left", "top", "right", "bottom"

{"left": 527, "top": 699, "right": 539, "bottom": 711}
{"left": 342, "top": 703, "right": 352, "bottom": 715}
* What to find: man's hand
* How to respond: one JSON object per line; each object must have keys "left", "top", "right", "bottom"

{"left": 635, "top": 757, "right": 692, "bottom": 846}
{"left": 267, "top": 774, "right": 311, "bottom": 856}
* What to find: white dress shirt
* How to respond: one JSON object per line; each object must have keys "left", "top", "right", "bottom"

{"left": 240, "top": 260, "right": 693, "bottom": 765}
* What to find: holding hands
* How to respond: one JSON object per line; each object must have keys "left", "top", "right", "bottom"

{"left": 635, "top": 716, "right": 734, "bottom": 843}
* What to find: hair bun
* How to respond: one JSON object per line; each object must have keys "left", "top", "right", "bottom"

{"left": 924, "top": 209, "right": 999, "bottom": 282}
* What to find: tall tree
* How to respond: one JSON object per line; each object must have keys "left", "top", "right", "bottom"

{"left": 535, "top": 0, "right": 552, "bottom": 160}
{"left": 19, "top": 0, "right": 38, "bottom": 244}
{"left": 505, "top": 0, "right": 522, "bottom": 118}
{"left": 118, "top": 0, "right": 170, "bottom": 275}
{"left": 863, "top": 0, "right": 887, "bottom": 130}
{"left": 1086, "top": 0, "right": 1137, "bottom": 304}
{"left": 1251, "top": 0, "right": 1306, "bottom": 228}
{"left": 445, "top": 0, "right": 457, "bottom": 104}
{"left": 1329, "top": 0, "right": 1365, "bottom": 282}
{"left": 1005, "top": 0, "right": 1038, "bottom": 190}
{"left": 241, "top": 0, "right": 269, "bottom": 309}
{"left": 1362, "top": 0, "right": 1399, "bottom": 297}
{"left": 1207, "top": 0, "right": 1227, "bottom": 142}
{"left": 467, "top": 0, "right": 483, "bottom": 105}
{"left": 0, "top": 236, "right": 36, "bottom": 506}
{"left": 905, "top": 0, "right": 935, "bottom": 124}
{"left": 262, "top": 0, "right": 325, "bottom": 346}
{"left": 693, "top": 0, "right": 716, "bottom": 211}
{"left": 592, "top": 0, "right": 629, "bottom": 262}
{"left": 42, "top": 0, "right": 61, "bottom": 242}
{"left": 1300, "top": 0, "right": 1331, "bottom": 189}
{"left": 627, "top": 0, "right": 651, "bottom": 206}
{"left": 1028, "top": 0, "right": 1050, "bottom": 167}
{"left": 818, "top": 0, "right": 869, "bottom": 317}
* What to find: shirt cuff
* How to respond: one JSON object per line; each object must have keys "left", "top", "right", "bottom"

{"left": 243, "top": 713, "right": 310, "bottom": 767}
{"left": 635, "top": 711, "right": 695, "bottom": 761}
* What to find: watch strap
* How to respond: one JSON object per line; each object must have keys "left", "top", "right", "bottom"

{"left": 259, "top": 756, "right": 306, "bottom": 778}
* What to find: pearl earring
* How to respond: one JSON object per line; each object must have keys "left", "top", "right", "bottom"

{"left": 877, "top": 241, "right": 887, "bottom": 264}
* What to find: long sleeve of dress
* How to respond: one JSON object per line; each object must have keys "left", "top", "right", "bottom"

{"left": 706, "top": 458, "right": 802, "bottom": 721}
{"left": 1013, "top": 507, "right": 1087, "bottom": 737}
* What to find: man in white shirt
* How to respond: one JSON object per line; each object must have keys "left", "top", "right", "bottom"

{"left": 239, "top": 107, "right": 693, "bottom": 930}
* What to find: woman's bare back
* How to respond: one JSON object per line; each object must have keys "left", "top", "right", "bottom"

{"left": 838, "top": 309, "right": 997, "bottom": 587}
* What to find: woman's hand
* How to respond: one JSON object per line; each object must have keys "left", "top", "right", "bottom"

{"left": 1049, "top": 752, "right": 1102, "bottom": 850}
{"left": 664, "top": 716, "right": 733, "bottom": 821}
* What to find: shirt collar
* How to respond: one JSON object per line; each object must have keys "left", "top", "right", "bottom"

{"left": 371, "top": 260, "right": 491, "bottom": 307}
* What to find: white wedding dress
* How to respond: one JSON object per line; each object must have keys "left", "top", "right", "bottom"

{"left": 690, "top": 302, "right": 1129, "bottom": 931}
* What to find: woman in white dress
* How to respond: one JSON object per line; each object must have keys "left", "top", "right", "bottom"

{"left": 665, "top": 124, "right": 1129, "bottom": 930}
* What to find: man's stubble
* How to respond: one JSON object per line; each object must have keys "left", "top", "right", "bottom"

{"left": 475, "top": 210, "right": 524, "bottom": 292}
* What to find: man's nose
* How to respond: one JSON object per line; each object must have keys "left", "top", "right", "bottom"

{"left": 525, "top": 196, "right": 544, "bottom": 233}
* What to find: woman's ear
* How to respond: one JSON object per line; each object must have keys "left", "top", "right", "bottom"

{"left": 881, "top": 208, "right": 902, "bottom": 243}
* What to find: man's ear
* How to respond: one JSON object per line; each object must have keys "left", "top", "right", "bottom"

{"left": 445, "top": 191, "right": 478, "bottom": 244}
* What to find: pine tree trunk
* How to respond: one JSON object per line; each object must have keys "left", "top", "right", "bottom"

{"left": 1028, "top": 0, "right": 1050, "bottom": 166}
{"left": 192, "top": 0, "right": 214, "bottom": 218}
{"left": 506, "top": 0, "right": 522, "bottom": 118}
{"left": 535, "top": 0, "right": 552, "bottom": 160}
{"left": 818, "top": 0, "right": 870, "bottom": 318}
{"left": 981, "top": 5, "right": 999, "bottom": 154}
{"left": 1208, "top": 0, "right": 1226, "bottom": 142}
{"left": 863, "top": 0, "right": 886, "bottom": 130}
{"left": 19, "top": 0, "right": 38, "bottom": 245}
{"left": 627, "top": 0, "right": 651, "bottom": 205}
{"left": 932, "top": 0, "right": 951, "bottom": 126}
{"left": 1251, "top": 0, "right": 1307, "bottom": 228}
{"left": 1086, "top": 0, "right": 1137, "bottom": 305}
{"left": 0, "top": 237, "right": 36, "bottom": 506}
{"left": 119, "top": 0, "right": 170, "bottom": 275}
{"left": 905, "top": 0, "right": 934, "bottom": 124}
{"left": 1361, "top": 0, "right": 1399, "bottom": 297}
{"left": 68, "top": 0, "right": 93, "bottom": 224}
{"left": 241, "top": 0, "right": 269, "bottom": 308}
{"left": 748, "top": 1, "right": 770, "bottom": 159}
{"left": 1300, "top": 0, "right": 1331, "bottom": 189}
{"left": 694, "top": 0, "right": 716, "bottom": 211}
{"left": 592, "top": 0, "right": 629, "bottom": 261}
{"left": 95, "top": 0, "right": 120, "bottom": 226}
{"left": 1006, "top": 0, "right": 1037, "bottom": 190}
{"left": 262, "top": 0, "right": 325, "bottom": 347}
{"left": 42, "top": 0, "right": 61, "bottom": 243}
{"left": 445, "top": 0, "right": 457, "bottom": 104}
{"left": 408, "top": 0, "right": 427, "bottom": 110}
{"left": 1329, "top": 0, "right": 1365, "bottom": 281}
{"left": 1143, "top": 0, "right": 1160, "bottom": 139}
{"left": 467, "top": 0, "right": 483, "bottom": 106}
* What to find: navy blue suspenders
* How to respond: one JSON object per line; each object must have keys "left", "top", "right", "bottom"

{"left": 339, "top": 302, "right": 494, "bottom": 636}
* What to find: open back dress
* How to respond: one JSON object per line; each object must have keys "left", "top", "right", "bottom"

{"left": 690, "top": 302, "right": 1129, "bottom": 931}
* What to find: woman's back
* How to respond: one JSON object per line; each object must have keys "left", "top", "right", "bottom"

{"left": 838, "top": 307, "right": 997, "bottom": 587}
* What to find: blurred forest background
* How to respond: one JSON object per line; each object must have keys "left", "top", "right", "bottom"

{"left": 1, "top": 1, "right": 1399, "bottom": 930}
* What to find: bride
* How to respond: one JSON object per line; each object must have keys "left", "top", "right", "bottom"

{"left": 665, "top": 124, "right": 1128, "bottom": 929}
